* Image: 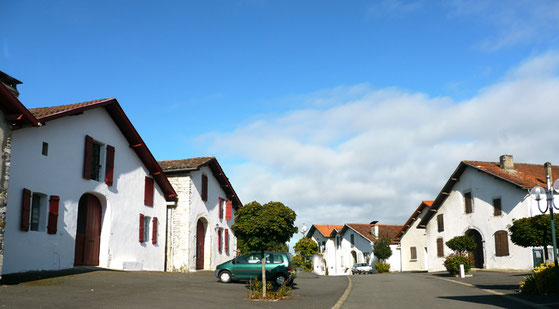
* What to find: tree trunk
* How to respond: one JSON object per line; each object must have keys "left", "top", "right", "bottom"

{"left": 261, "top": 249, "right": 266, "bottom": 298}
{"left": 544, "top": 246, "right": 549, "bottom": 262}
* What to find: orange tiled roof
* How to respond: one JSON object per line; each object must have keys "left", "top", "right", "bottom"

{"left": 463, "top": 160, "right": 559, "bottom": 189}
{"left": 312, "top": 225, "right": 344, "bottom": 238}
{"left": 345, "top": 223, "right": 403, "bottom": 243}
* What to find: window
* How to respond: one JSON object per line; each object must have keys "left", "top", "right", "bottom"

{"left": 201, "top": 174, "right": 208, "bottom": 201}
{"left": 495, "top": 230, "right": 510, "bottom": 256}
{"left": 437, "top": 214, "right": 444, "bottom": 232}
{"left": 437, "top": 238, "right": 444, "bottom": 257}
{"left": 350, "top": 234, "right": 355, "bottom": 247}
{"left": 236, "top": 254, "right": 261, "bottom": 264}
{"left": 493, "top": 198, "right": 502, "bottom": 216}
{"left": 218, "top": 227, "right": 223, "bottom": 252}
{"left": 30, "top": 193, "right": 46, "bottom": 231}
{"left": 139, "top": 214, "right": 151, "bottom": 243}
{"left": 410, "top": 246, "right": 417, "bottom": 260}
{"left": 144, "top": 176, "right": 154, "bottom": 206}
{"left": 47, "top": 195, "right": 60, "bottom": 235}
{"left": 321, "top": 241, "right": 326, "bottom": 253}
{"left": 336, "top": 236, "right": 341, "bottom": 248}
{"left": 265, "top": 253, "right": 284, "bottom": 264}
{"left": 464, "top": 192, "right": 473, "bottom": 213}
{"left": 42, "top": 142, "right": 48, "bottom": 156}
{"left": 83, "top": 135, "right": 115, "bottom": 186}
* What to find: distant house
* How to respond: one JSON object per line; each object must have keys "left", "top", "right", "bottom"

{"left": 417, "top": 155, "right": 555, "bottom": 272}
{"left": 307, "top": 222, "right": 403, "bottom": 275}
{"left": 2, "top": 98, "right": 177, "bottom": 275}
{"left": 159, "top": 157, "right": 241, "bottom": 272}
{"left": 0, "top": 72, "right": 39, "bottom": 279}
{"left": 396, "top": 201, "right": 432, "bottom": 272}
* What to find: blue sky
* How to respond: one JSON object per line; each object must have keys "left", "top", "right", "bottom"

{"left": 2, "top": 1, "right": 559, "bottom": 243}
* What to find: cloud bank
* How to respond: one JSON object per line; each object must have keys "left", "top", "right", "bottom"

{"left": 200, "top": 52, "right": 559, "bottom": 232}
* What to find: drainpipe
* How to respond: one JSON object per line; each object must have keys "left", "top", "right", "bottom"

{"left": 165, "top": 200, "right": 177, "bottom": 272}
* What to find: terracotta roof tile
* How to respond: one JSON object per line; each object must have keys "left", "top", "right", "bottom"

{"left": 158, "top": 157, "right": 215, "bottom": 171}
{"left": 463, "top": 160, "right": 559, "bottom": 189}
{"left": 29, "top": 98, "right": 114, "bottom": 119}
{"left": 345, "top": 223, "right": 403, "bottom": 243}
{"left": 312, "top": 225, "right": 344, "bottom": 238}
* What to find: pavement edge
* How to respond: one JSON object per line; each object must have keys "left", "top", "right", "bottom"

{"left": 331, "top": 275, "right": 353, "bottom": 309}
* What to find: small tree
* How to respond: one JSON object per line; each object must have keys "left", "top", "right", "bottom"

{"left": 231, "top": 201, "right": 297, "bottom": 298}
{"left": 294, "top": 237, "right": 319, "bottom": 271}
{"left": 509, "top": 214, "right": 559, "bottom": 261}
{"left": 373, "top": 235, "right": 392, "bottom": 273}
{"left": 446, "top": 235, "right": 476, "bottom": 254}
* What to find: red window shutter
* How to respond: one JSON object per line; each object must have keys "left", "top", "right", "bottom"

{"left": 105, "top": 145, "right": 115, "bottom": 186}
{"left": 47, "top": 195, "right": 60, "bottom": 235}
{"left": 225, "top": 229, "right": 229, "bottom": 252}
{"left": 139, "top": 214, "right": 145, "bottom": 242}
{"left": 152, "top": 217, "right": 158, "bottom": 244}
{"left": 201, "top": 174, "right": 208, "bottom": 201}
{"left": 144, "top": 176, "right": 154, "bottom": 206}
{"left": 83, "top": 135, "right": 93, "bottom": 179}
{"left": 218, "top": 197, "right": 223, "bottom": 219}
{"left": 20, "top": 188, "right": 31, "bottom": 231}
{"left": 226, "top": 200, "right": 232, "bottom": 220}
{"left": 218, "top": 228, "right": 222, "bottom": 251}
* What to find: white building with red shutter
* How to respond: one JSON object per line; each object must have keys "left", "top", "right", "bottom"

{"left": 159, "top": 157, "right": 241, "bottom": 272}
{"left": 1, "top": 98, "right": 177, "bottom": 275}
{"left": 417, "top": 155, "right": 556, "bottom": 272}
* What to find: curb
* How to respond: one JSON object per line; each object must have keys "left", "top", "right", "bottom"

{"left": 331, "top": 275, "right": 352, "bottom": 309}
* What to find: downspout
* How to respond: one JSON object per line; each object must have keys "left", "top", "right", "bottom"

{"left": 165, "top": 200, "right": 177, "bottom": 272}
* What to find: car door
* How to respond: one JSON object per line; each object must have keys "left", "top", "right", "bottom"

{"left": 234, "top": 253, "right": 262, "bottom": 279}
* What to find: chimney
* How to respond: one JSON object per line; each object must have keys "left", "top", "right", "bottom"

{"left": 499, "top": 155, "right": 514, "bottom": 171}
{"left": 0, "top": 71, "right": 22, "bottom": 98}
{"left": 370, "top": 221, "right": 379, "bottom": 238}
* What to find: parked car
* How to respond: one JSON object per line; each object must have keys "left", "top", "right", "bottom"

{"left": 215, "top": 251, "right": 295, "bottom": 285}
{"left": 352, "top": 262, "right": 374, "bottom": 274}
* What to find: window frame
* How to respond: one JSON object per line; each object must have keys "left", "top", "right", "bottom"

{"left": 436, "top": 238, "right": 444, "bottom": 257}
{"left": 493, "top": 197, "right": 502, "bottom": 216}
{"left": 30, "top": 192, "right": 47, "bottom": 232}
{"left": 464, "top": 191, "right": 473, "bottom": 214}
{"left": 494, "top": 230, "right": 510, "bottom": 257}
{"left": 201, "top": 174, "right": 208, "bottom": 202}
{"left": 437, "top": 214, "right": 444, "bottom": 232}
{"left": 410, "top": 246, "right": 417, "bottom": 260}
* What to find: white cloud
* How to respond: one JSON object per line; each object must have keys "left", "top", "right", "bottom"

{"left": 199, "top": 52, "right": 559, "bottom": 242}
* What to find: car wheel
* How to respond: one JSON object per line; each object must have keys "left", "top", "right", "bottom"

{"left": 274, "top": 274, "right": 287, "bottom": 286}
{"left": 219, "top": 271, "right": 232, "bottom": 283}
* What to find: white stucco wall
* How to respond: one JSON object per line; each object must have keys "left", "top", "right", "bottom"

{"left": 425, "top": 167, "right": 534, "bottom": 272}
{"left": 400, "top": 208, "right": 429, "bottom": 271}
{"left": 166, "top": 165, "right": 237, "bottom": 272}
{"left": 3, "top": 108, "right": 167, "bottom": 274}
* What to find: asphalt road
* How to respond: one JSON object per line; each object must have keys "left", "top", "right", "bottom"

{"left": 0, "top": 269, "right": 347, "bottom": 309}
{"left": 342, "top": 272, "right": 557, "bottom": 309}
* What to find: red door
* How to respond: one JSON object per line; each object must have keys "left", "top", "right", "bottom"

{"left": 74, "top": 194, "right": 102, "bottom": 266}
{"left": 196, "top": 219, "right": 205, "bottom": 270}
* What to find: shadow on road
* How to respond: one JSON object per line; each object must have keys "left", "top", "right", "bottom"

{"left": 439, "top": 295, "right": 526, "bottom": 309}
{"left": 1, "top": 267, "right": 118, "bottom": 285}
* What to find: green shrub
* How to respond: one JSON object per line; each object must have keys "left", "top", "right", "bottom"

{"left": 443, "top": 253, "right": 473, "bottom": 275}
{"left": 375, "top": 261, "right": 390, "bottom": 273}
{"left": 520, "top": 262, "right": 557, "bottom": 295}
{"left": 446, "top": 236, "right": 476, "bottom": 254}
{"left": 248, "top": 277, "right": 293, "bottom": 300}
{"left": 293, "top": 254, "right": 313, "bottom": 272}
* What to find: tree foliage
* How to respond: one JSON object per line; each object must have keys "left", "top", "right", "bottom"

{"left": 294, "top": 237, "right": 319, "bottom": 257}
{"left": 232, "top": 201, "right": 298, "bottom": 252}
{"left": 373, "top": 235, "right": 392, "bottom": 261}
{"left": 446, "top": 235, "right": 476, "bottom": 254}
{"left": 509, "top": 214, "right": 559, "bottom": 248}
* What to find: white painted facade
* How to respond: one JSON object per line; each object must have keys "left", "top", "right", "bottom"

{"left": 309, "top": 224, "right": 401, "bottom": 275}
{"left": 424, "top": 167, "right": 534, "bottom": 272}
{"left": 2, "top": 108, "right": 168, "bottom": 274}
{"left": 166, "top": 166, "right": 237, "bottom": 272}
{"left": 400, "top": 206, "right": 430, "bottom": 271}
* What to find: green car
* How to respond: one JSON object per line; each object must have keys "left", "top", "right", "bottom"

{"left": 215, "top": 251, "right": 295, "bottom": 285}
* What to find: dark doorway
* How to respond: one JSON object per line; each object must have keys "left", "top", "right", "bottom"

{"left": 466, "top": 229, "right": 484, "bottom": 268}
{"left": 351, "top": 251, "right": 357, "bottom": 265}
{"left": 74, "top": 194, "right": 102, "bottom": 266}
{"left": 196, "top": 219, "right": 206, "bottom": 270}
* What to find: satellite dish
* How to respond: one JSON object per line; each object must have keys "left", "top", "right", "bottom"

{"left": 553, "top": 179, "right": 559, "bottom": 194}
{"left": 530, "top": 186, "right": 546, "bottom": 201}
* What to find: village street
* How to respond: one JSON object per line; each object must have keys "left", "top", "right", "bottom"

{"left": 1, "top": 269, "right": 557, "bottom": 308}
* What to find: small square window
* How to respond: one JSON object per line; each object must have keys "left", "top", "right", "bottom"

{"left": 42, "top": 142, "right": 48, "bottom": 156}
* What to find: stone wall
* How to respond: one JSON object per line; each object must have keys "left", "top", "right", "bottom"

{"left": 166, "top": 172, "right": 192, "bottom": 272}
{"left": 0, "top": 110, "right": 12, "bottom": 279}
